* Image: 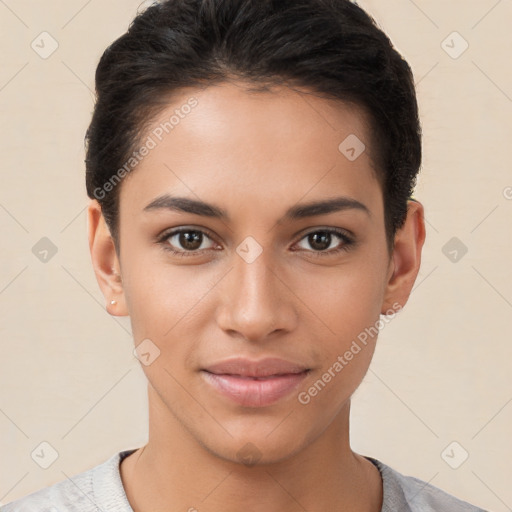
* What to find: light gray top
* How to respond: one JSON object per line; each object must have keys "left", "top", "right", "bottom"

{"left": 1, "top": 449, "right": 488, "bottom": 511}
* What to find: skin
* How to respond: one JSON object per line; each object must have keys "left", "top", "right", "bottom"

{"left": 88, "top": 81, "right": 425, "bottom": 512}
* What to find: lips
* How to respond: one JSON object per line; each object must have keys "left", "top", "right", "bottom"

{"left": 201, "top": 357, "right": 310, "bottom": 407}
{"left": 203, "top": 357, "right": 309, "bottom": 378}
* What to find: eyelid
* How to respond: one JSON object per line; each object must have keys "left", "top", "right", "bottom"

{"left": 158, "top": 225, "right": 218, "bottom": 243}
{"left": 295, "top": 225, "right": 354, "bottom": 240}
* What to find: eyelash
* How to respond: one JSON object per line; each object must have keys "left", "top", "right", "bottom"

{"left": 157, "top": 227, "right": 355, "bottom": 259}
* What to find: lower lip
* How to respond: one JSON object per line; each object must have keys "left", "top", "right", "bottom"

{"left": 201, "top": 370, "right": 309, "bottom": 407}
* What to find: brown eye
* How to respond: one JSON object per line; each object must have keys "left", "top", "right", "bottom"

{"left": 295, "top": 228, "right": 354, "bottom": 257}
{"left": 162, "top": 228, "right": 216, "bottom": 255}
{"left": 177, "top": 230, "right": 203, "bottom": 251}
{"left": 307, "top": 231, "right": 333, "bottom": 251}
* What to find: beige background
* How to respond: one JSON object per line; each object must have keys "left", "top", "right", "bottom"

{"left": 1, "top": 1, "right": 511, "bottom": 510}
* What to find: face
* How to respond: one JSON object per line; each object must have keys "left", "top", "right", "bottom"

{"left": 90, "top": 81, "right": 421, "bottom": 465}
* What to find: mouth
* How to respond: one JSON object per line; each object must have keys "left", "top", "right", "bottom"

{"left": 201, "top": 357, "right": 311, "bottom": 407}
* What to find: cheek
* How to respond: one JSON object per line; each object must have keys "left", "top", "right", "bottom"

{"left": 122, "top": 264, "right": 212, "bottom": 395}
{"left": 290, "top": 254, "right": 387, "bottom": 394}
{"left": 122, "top": 258, "right": 216, "bottom": 353}
{"left": 294, "top": 268, "right": 384, "bottom": 413}
{"left": 296, "top": 258, "right": 386, "bottom": 338}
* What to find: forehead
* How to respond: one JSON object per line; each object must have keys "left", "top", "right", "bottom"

{"left": 119, "top": 81, "right": 382, "bottom": 219}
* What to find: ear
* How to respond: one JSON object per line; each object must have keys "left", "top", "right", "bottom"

{"left": 381, "top": 199, "right": 426, "bottom": 314}
{"left": 87, "top": 199, "right": 129, "bottom": 316}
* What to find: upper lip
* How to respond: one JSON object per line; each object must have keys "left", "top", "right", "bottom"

{"left": 203, "top": 357, "right": 310, "bottom": 378}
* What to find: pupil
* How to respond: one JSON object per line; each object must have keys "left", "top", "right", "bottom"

{"left": 310, "top": 232, "right": 330, "bottom": 251}
{"left": 180, "top": 231, "right": 202, "bottom": 250}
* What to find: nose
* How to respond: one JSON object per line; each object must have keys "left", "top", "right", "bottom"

{"left": 215, "top": 248, "right": 298, "bottom": 343}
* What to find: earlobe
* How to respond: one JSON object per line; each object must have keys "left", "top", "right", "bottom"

{"left": 87, "top": 199, "right": 129, "bottom": 316}
{"left": 381, "top": 200, "right": 426, "bottom": 315}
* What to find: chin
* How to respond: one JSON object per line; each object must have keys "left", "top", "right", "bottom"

{"left": 196, "top": 425, "right": 312, "bottom": 467}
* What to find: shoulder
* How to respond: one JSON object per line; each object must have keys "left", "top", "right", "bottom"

{"left": 366, "top": 457, "right": 489, "bottom": 512}
{"left": 0, "top": 467, "right": 96, "bottom": 512}
{"left": 0, "top": 450, "right": 136, "bottom": 512}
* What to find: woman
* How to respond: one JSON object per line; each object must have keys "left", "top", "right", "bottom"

{"left": 1, "top": 0, "right": 487, "bottom": 510}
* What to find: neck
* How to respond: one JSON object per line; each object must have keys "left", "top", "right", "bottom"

{"left": 120, "top": 385, "right": 383, "bottom": 512}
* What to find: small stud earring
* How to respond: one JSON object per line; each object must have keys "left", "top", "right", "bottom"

{"left": 110, "top": 299, "right": 117, "bottom": 305}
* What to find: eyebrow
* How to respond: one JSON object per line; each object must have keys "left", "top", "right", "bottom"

{"left": 143, "top": 194, "right": 371, "bottom": 221}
